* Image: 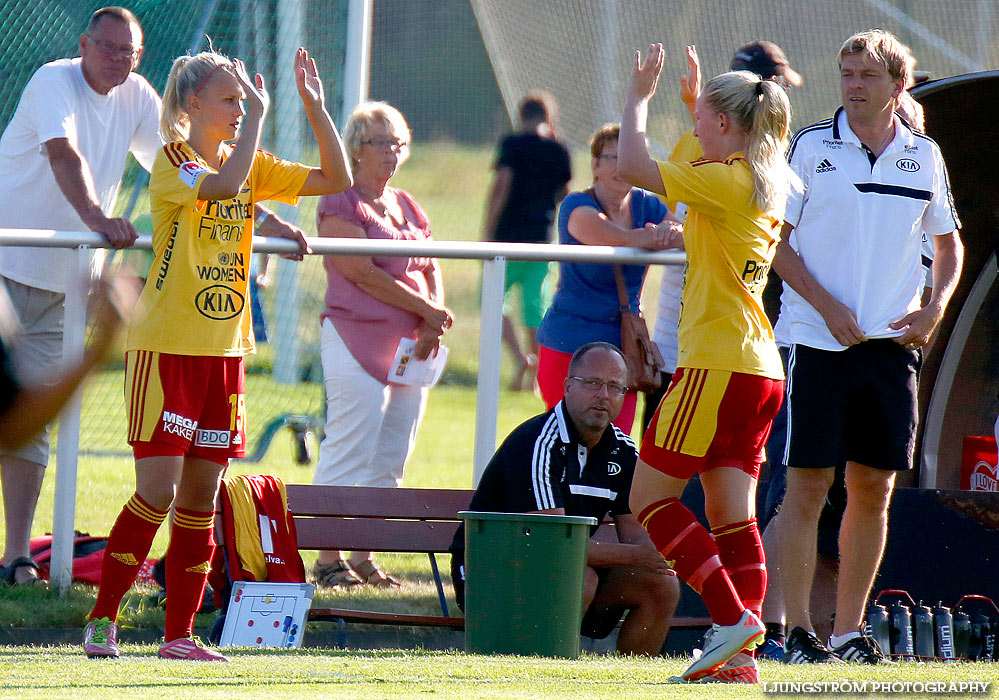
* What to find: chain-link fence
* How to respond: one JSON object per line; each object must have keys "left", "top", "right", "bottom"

{"left": 471, "top": 0, "right": 999, "bottom": 154}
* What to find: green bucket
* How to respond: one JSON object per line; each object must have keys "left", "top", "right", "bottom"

{"left": 459, "top": 511, "right": 597, "bottom": 658}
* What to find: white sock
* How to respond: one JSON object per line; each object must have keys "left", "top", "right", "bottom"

{"left": 829, "top": 631, "right": 861, "bottom": 648}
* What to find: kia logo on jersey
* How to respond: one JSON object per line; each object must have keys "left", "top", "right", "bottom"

{"left": 607, "top": 462, "right": 621, "bottom": 475}
{"left": 195, "top": 284, "right": 245, "bottom": 320}
{"left": 896, "top": 158, "right": 920, "bottom": 172}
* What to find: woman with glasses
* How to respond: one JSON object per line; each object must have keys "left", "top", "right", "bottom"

{"left": 535, "top": 123, "right": 679, "bottom": 433}
{"left": 311, "top": 102, "right": 452, "bottom": 588}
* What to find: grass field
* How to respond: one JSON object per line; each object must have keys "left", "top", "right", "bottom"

{"left": 2, "top": 646, "right": 998, "bottom": 699}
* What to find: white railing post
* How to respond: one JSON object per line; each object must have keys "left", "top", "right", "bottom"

{"left": 473, "top": 256, "right": 505, "bottom": 485}
{"left": 50, "top": 245, "right": 90, "bottom": 594}
{"left": 271, "top": 0, "right": 304, "bottom": 385}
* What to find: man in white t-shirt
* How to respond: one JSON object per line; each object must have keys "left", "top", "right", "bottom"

{"left": 773, "top": 29, "right": 963, "bottom": 664}
{"left": 0, "top": 7, "right": 161, "bottom": 586}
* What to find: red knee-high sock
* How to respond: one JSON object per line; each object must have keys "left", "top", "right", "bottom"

{"left": 713, "top": 518, "right": 767, "bottom": 617}
{"left": 164, "top": 507, "right": 215, "bottom": 642}
{"left": 638, "top": 498, "right": 745, "bottom": 626}
{"left": 90, "top": 493, "right": 167, "bottom": 621}
{"left": 714, "top": 518, "right": 767, "bottom": 657}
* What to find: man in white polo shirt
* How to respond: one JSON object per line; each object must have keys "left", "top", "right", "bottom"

{"left": 772, "top": 29, "right": 962, "bottom": 664}
{"left": 0, "top": 6, "right": 160, "bottom": 586}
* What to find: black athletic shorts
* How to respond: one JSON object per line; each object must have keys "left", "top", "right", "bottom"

{"left": 784, "top": 340, "right": 919, "bottom": 471}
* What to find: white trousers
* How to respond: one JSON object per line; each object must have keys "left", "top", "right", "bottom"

{"left": 313, "top": 319, "right": 428, "bottom": 488}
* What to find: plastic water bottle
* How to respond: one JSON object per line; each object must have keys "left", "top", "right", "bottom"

{"left": 912, "top": 601, "right": 935, "bottom": 659}
{"left": 888, "top": 598, "right": 915, "bottom": 660}
{"left": 865, "top": 600, "right": 892, "bottom": 658}
{"left": 932, "top": 602, "right": 955, "bottom": 660}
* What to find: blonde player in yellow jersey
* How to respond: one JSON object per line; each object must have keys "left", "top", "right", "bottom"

{"left": 618, "top": 44, "right": 799, "bottom": 683}
{"left": 83, "top": 48, "right": 350, "bottom": 662}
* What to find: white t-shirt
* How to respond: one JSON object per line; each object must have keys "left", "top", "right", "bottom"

{"left": 651, "top": 203, "right": 685, "bottom": 374}
{"left": 781, "top": 108, "right": 959, "bottom": 351}
{"left": 0, "top": 58, "right": 161, "bottom": 293}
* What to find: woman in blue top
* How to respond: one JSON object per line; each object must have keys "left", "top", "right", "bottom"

{"left": 536, "top": 123, "right": 679, "bottom": 432}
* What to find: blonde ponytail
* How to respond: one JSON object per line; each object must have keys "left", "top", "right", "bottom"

{"left": 159, "top": 50, "right": 235, "bottom": 143}
{"left": 703, "top": 71, "right": 801, "bottom": 215}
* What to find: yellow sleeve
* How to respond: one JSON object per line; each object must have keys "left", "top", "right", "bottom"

{"left": 150, "top": 143, "right": 212, "bottom": 209}
{"left": 662, "top": 130, "right": 704, "bottom": 210}
{"left": 656, "top": 159, "right": 737, "bottom": 219}
{"left": 251, "top": 150, "right": 313, "bottom": 205}
{"left": 668, "top": 129, "right": 703, "bottom": 164}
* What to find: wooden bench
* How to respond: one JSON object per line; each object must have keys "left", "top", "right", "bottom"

{"left": 287, "top": 484, "right": 471, "bottom": 629}
{"left": 284, "top": 484, "right": 710, "bottom": 632}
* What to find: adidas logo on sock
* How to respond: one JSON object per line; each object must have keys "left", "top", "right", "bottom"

{"left": 816, "top": 158, "right": 836, "bottom": 173}
{"left": 110, "top": 552, "right": 139, "bottom": 566}
{"left": 185, "top": 561, "right": 211, "bottom": 574}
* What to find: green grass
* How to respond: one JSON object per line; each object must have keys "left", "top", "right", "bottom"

{"left": 1, "top": 646, "right": 997, "bottom": 699}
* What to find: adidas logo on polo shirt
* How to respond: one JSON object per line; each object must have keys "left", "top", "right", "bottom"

{"left": 815, "top": 158, "right": 836, "bottom": 173}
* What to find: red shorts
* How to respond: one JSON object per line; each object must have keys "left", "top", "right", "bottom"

{"left": 125, "top": 350, "right": 247, "bottom": 464}
{"left": 639, "top": 367, "right": 783, "bottom": 480}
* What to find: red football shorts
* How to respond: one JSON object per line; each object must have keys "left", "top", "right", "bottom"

{"left": 639, "top": 367, "right": 783, "bottom": 480}
{"left": 125, "top": 350, "right": 247, "bottom": 464}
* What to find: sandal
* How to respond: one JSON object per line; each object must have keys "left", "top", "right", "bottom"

{"left": 311, "top": 559, "right": 363, "bottom": 588}
{"left": 0, "top": 556, "right": 44, "bottom": 587}
{"left": 352, "top": 559, "right": 402, "bottom": 588}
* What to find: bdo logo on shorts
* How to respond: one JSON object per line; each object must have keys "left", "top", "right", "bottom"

{"left": 194, "top": 429, "right": 231, "bottom": 448}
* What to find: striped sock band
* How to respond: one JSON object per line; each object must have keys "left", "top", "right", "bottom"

{"left": 638, "top": 497, "right": 744, "bottom": 626}
{"left": 90, "top": 493, "right": 167, "bottom": 621}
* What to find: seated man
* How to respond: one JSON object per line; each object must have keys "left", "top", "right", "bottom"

{"left": 450, "top": 342, "right": 679, "bottom": 655}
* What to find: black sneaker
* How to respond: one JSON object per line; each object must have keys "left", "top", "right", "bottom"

{"left": 831, "top": 634, "right": 891, "bottom": 664}
{"left": 782, "top": 626, "right": 843, "bottom": 664}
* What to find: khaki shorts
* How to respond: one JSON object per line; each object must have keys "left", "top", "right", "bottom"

{"left": 0, "top": 277, "right": 65, "bottom": 466}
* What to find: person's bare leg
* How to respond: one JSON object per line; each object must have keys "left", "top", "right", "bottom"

{"left": 1, "top": 456, "right": 45, "bottom": 583}
{"left": 778, "top": 467, "right": 834, "bottom": 633}
{"left": 587, "top": 566, "right": 679, "bottom": 656}
{"left": 503, "top": 315, "right": 531, "bottom": 391}
{"left": 760, "top": 512, "right": 784, "bottom": 628}
{"left": 811, "top": 554, "right": 840, "bottom": 642}
{"left": 832, "top": 462, "right": 895, "bottom": 637}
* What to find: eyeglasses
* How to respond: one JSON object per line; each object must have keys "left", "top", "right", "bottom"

{"left": 597, "top": 154, "right": 618, "bottom": 162}
{"left": 88, "top": 36, "right": 142, "bottom": 60}
{"left": 569, "top": 376, "right": 628, "bottom": 396}
{"left": 361, "top": 137, "right": 408, "bottom": 151}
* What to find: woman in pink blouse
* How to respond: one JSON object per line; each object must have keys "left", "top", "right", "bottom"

{"left": 312, "top": 102, "right": 452, "bottom": 587}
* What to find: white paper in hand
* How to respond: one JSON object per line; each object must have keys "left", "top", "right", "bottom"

{"left": 389, "top": 337, "right": 449, "bottom": 387}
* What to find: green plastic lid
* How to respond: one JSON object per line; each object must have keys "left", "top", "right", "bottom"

{"left": 458, "top": 511, "right": 598, "bottom": 527}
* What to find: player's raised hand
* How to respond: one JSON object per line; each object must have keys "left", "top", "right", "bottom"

{"left": 295, "top": 48, "right": 325, "bottom": 108}
{"left": 233, "top": 58, "right": 269, "bottom": 117}
{"left": 679, "top": 45, "right": 701, "bottom": 119}
{"left": 628, "top": 43, "right": 665, "bottom": 102}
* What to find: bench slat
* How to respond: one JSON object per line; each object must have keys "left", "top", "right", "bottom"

{"left": 295, "top": 517, "right": 460, "bottom": 553}
{"left": 286, "top": 485, "right": 475, "bottom": 519}
{"left": 309, "top": 608, "right": 466, "bottom": 629}
{"left": 307, "top": 608, "right": 712, "bottom": 631}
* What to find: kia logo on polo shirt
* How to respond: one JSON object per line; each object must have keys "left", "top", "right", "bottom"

{"left": 607, "top": 462, "right": 621, "bottom": 475}
{"left": 195, "top": 284, "right": 245, "bottom": 320}
{"left": 896, "top": 158, "right": 920, "bottom": 172}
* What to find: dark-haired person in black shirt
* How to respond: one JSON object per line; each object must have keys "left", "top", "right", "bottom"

{"left": 450, "top": 342, "right": 678, "bottom": 655}
{"left": 482, "top": 91, "right": 572, "bottom": 392}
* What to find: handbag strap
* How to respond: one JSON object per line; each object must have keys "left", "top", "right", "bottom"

{"left": 613, "top": 264, "right": 630, "bottom": 311}
{"left": 584, "top": 187, "right": 632, "bottom": 313}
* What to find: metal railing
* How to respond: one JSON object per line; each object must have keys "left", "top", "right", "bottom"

{"left": 0, "top": 228, "right": 684, "bottom": 592}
